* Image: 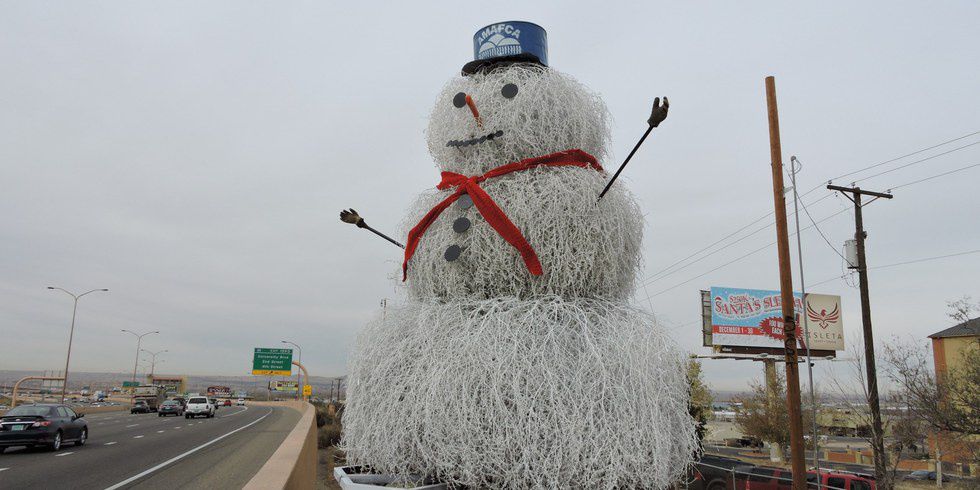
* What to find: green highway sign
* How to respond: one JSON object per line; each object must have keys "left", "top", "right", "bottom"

{"left": 122, "top": 381, "right": 139, "bottom": 387}
{"left": 252, "top": 347, "right": 293, "bottom": 376}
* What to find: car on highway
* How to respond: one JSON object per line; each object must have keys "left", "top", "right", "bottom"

{"left": 158, "top": 400, "right": 184, "bottom": 417}
{"left": 184, "top": 396, "right": 215, "bottom": 419}
{"left": 172, "top": 396, "right": 187, "bottom": 409}
{"left": 223, "top": 399, "right": 232, "bottom": 407}
{"left": 237, "top": 398, "right": 246, "bottom": 406}
{"left": 209, "top": 397, "right": 219, "bottom": 410}
{"left": 0, "top": 404, "right": 88, "bottom": 452}
{"left": 130, "top": 400, "right": 152, "bottom": 414}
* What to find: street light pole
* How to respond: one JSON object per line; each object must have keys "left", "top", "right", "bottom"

{"left": 48, "top": 287, "right": 108, "bottom": 403}
{"left": 122, "top": 330, "right": 159, "bottom": 386}
{"left": 281, "top": 340, "right": 302, "bottom": 399}
{"left": 141, "top": 349, "right": 168, "bottom": 379}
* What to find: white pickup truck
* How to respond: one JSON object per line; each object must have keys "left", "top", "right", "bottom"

{"left": 184, "top": 396, "right": 215, "bottom": 419}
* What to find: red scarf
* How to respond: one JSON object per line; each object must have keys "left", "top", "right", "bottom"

{"left": 403, "top": 149, "right": 603, "bottom": 280}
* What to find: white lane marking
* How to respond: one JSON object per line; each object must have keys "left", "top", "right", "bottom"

{"left": 218, "top": 406, "right": 248, "bottom": 418}
{"left": 174, "top": 426, "right": 181, "bottom": 429}
{"left": 56, "top": 451, "right": 75, "bottom": 457}
{"left": 133, "top": 435, "right": 144, "bottom": 439}
{"left": 125, "top": 424, "right": 139, "bottom": 428}
{"left": 157, "top": 430, "right": 165, "bottom": 433}
{"left": 104, "top": 408, "right": 273, "bottom": 490}
{"left": 0, "top": 467, "right": 9, "bottom": 472}
{"left": 105, "top": 442, "right": 117, "bottom": 445}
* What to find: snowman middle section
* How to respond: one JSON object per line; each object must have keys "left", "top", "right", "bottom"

{"left": 404, "top": 164, "right": 643, "bottom": 301}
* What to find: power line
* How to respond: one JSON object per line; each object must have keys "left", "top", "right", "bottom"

{"left": 852, "top": 141, "right": 980, "bottom": 184}
{"left": 794, "top": 159, "right": 848, "bottom": 262}
{"left": 889, "top": 162, "right": 980, "bottom": 190}
{"left": 803, "top": 248, "right": 980, "bottom": 288}
{"left": 643, "top": 131, "right": 979, "bottom": 286}
{"left": 872, "top": 248, "right": 980, "bottom": 270}
{"left": 809, "top": 275, "right": 847, "bottom": 288}
{"left": 646, "top": 206, "right": 852, "bottom": 296}
{"left": 821, "top": 130, "right": 980, "bottom": 185}
{"left": 643, "top": 193, "right": 835, "bottom": 284}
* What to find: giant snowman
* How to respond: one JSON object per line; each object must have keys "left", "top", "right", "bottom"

{"left": 341, "top": 21, "right": 696, "bottom": 488}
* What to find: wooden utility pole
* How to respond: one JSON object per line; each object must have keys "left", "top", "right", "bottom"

{"left": 765, "top": 76, "right": 807, "bottom": 490}
{"left": 827, "top": 184, "right": 893, "bottom": 486}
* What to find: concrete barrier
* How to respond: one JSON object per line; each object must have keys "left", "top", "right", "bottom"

{"left": 76, "top": 405, "right": 129, "bottom": 415}
{"left": 244, "top": 401, "right": 318, "bottom": 490}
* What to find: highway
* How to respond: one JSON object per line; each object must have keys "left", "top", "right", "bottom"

{"left": 0, "top": 404, "right": 300, "bottom": 489}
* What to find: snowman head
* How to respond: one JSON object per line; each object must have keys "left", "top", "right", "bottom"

{"left": 426, "top": 64, "right": 610, "bottom": 176}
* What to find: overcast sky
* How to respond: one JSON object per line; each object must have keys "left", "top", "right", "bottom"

{"left": 2, "top": 2, "right": 977, "bottom": 391}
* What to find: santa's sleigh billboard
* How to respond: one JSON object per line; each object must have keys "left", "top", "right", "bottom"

{"left": 701, "top": 286, "right": 844, "bottom": 356}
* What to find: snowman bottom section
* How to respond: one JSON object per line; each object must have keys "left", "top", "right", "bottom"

{"left": 341, "top": 296, "right": 697, "bottom": 489}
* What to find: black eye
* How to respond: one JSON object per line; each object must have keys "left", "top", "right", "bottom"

{"left": 501, "top": 83, "right": 518, "bottom": 99}
{"left": 452, "top": 92, "right": 467, "bottom": 108}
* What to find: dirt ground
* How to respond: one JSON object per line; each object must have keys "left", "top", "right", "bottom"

{"left": 316, "top": 446, "right": 345, "bottom": 490}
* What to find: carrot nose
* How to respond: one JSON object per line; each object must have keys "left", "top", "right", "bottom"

{"left": 465, "top": 94, "right": 483, "bottom": 128}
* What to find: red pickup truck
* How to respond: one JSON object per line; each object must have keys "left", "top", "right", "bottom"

{"left": 743, "top": 466, "right": 876, "bottom": 490}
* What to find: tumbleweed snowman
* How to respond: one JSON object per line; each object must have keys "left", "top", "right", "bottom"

{"left": 340, "top": 21, "right": 696, "bottom": 489}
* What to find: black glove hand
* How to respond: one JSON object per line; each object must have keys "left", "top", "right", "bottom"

{"left": 647, "top": 96, "right": 669, "bottom": 128}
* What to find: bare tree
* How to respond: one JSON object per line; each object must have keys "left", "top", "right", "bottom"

{"left": 945, "top": 295, "right": 979, "bottom": 324}
{"left": 826, "top": 341, "right": 899, "bottom": 489}
{"left": 735, "top": 364, "right": 817, "bottom": 460}
{"left": 883, "top": 338, "right": 980, "bottom": 462}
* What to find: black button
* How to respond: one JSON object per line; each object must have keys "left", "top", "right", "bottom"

{"left": 453, "top": 92, "right": 467, "bottom": 108}
{"left": 457, "top": 194, "right": 474, "bottom": 209}
{"left": 501, "top": 83, "right": 518, "bottom": 99}
{"left": 444, "top": 245, "right": 462, "bottom": 261}
{"left": 453, "top": 217, "right": 471, "bottom": 233}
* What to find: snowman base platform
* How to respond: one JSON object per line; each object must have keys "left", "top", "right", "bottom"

{"left": 333, "top": 466, "right": 447, "bottom": 489}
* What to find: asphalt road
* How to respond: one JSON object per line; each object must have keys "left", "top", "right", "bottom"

{"left": 0, "top": 404, "right": 300, "bottom": 489}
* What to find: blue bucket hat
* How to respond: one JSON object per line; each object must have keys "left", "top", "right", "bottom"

{"left": 462, "top": 21, "right": 548, "bottom": 75}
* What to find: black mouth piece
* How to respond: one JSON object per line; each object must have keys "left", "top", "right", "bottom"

{"left": 447, "top": 130, "right": 504, "bottom": 148}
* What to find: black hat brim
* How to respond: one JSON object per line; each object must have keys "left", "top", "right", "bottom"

{"left": 461, "top": 53, "right": 544, "bottom": 76}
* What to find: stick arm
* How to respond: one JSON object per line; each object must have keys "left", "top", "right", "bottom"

{"left": 339, "top": 208, "right": 405, "bottom": 249}
{"left": 597, "top": 97, "right": 669, "bottom": 201}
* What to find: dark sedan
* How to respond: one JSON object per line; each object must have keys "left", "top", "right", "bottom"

{"left": 158, "top": 400, "right": 184, "bottom": 417}
{"left": 0, "top": 404, "right": 88, "bottom": 452}
{"left": 904, "top": 470, "right": 950, "bottom": 482}
{"left": 130, "top": 400, "right": 151, "bottom": 414}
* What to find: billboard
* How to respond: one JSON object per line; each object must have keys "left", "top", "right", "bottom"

{"left": 207, "top": 386, "right": 232, "bottom": 397}
{"left": 252, "top": 348, "right": 293, "bottom": 376}
{"left": 269, "top": 380, "right": 298, "bottom": 392}
{"left": 702, "top": 286, "right": 844, "bottom": 353}
{"left": 149, "top": 376, "right": 186, "bottom": 395}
